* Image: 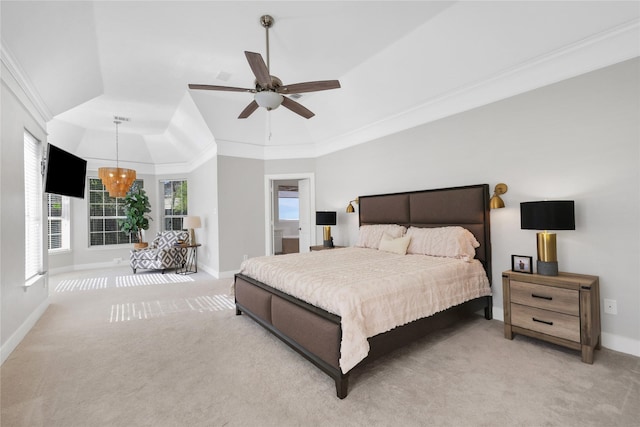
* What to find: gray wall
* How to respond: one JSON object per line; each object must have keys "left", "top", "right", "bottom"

{"left": 315, "top": 58, "right": 639, "bottom": 352}
{"left": 216, "top": 156, "right": 265, "bottom": 274}
{"left": 189, "top": 156, "right": 219, "bottom": 273}
{"left": 1, "top": 63, "right": 50, "bottom": 360}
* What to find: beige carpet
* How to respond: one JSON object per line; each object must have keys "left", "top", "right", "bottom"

{"left": 1, "top": 267, "right": 638, "bottom": 426}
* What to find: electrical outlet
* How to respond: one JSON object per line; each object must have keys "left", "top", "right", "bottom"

{"left": 243, "top": 255, "right": 248, "bottom": 262}
{"left": 113, "top": 257, "right": 123, "bottom": 264}
{"left": 604, "top": 299, "right": 617, "bottom": 315}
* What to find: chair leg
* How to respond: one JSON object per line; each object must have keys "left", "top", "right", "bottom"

{"left": 161, "top": 269, "right": 165, "bottom": 274}
{"left": 132, "top": 268, "right": 136, "bottom": 274}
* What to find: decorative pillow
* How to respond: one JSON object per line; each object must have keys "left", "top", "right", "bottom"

{"left": 406, "top": 226, "right": 479, "bottom": 261}
{"left": 356, "top": 224, "right": 407, "bottom": 249}
{"left": 378, "top": 233, "right": 411, "bottom": 255}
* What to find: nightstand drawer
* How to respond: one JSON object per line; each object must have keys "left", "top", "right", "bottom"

{"left": 510, "top": 280, "right": 579, "bottom": 316}
{"left": 511, "top": 303, "right": 580, "bottom": 342}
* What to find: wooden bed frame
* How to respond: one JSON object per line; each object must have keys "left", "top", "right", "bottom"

{"left": 234, "top": 184, "right": 493, "bottom": 398}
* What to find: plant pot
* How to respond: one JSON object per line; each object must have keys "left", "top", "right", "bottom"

{"left": 133, "top": 242, "right": 148, "bottom": 250}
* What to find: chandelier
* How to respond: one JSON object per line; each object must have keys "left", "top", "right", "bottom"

{"left": 98, "top": 118, "right": 136, "bottom": 198}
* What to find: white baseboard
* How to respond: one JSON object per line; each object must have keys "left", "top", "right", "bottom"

{"left": 49, "top": 260, "right": 125, "bottom": 276}
{"left": 197, "top": 263, "right": 218, "bottom": 278}
{"left": 218, "top": 269, "right": 239, "bottom": 279}
{"left": 601, "top": 332, "right": 640, "bottom": 358}
{"left": 1, "top": 297, "right": 50, "bottom": 365}
{"left": 182, "top": 263, "right": 238, "bottom": 281}
{"left": 491, "top": 304, "right": 640, "bottom": 358}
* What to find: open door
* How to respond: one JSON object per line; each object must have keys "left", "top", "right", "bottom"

{"left": 297, "top": 178, "right": 310, "bottom": 253}
{"left": 264, "top": 173, "right": 315, "bottom": 256}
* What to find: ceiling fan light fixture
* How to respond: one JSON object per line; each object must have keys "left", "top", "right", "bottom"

{"left": 255, "top": 91, "right": 283, "bottom": 110}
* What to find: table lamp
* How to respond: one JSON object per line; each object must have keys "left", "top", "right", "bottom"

{"left": 183, "top": 215, "right": 202, "bottom": 245}
{"left": 316, "top": 211, "right": 337, "bottom": 247}
{"left": 520, "top": 201, "right": 575, "bottom": 276}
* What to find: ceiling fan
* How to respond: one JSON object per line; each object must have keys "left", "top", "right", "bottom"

{"left": 188, "top": 14, "right": 341, "bottom": 119}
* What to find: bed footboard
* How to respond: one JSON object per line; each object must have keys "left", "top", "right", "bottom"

{"left": 234, "top": 274, "right": 349, "bottom": 398}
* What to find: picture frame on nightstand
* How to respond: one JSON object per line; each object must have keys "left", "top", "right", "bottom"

{"left": 511, "top": 255, "right": 533, "bottom": 273}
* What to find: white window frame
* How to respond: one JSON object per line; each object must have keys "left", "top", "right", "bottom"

{"left": 88, "top": 178, "right": 143, "bottom": 247}
{"left": 24, "top": 131, "right": 43, "bottom": 282}
{"left": 47, "top": 193, "right": 70, "bottom": 253}
{"left": 161, "top": 179, "right": 188, "bottom": 231}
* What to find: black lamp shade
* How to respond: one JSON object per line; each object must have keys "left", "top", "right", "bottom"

{"left": 520, "top": 201, "right": 575, "bottom": 230}
{"left": 316, "top": 211, "right": 337, "bottom": 226}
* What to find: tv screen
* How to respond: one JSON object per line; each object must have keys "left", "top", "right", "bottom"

{"left": 44, "top": 143, "right": 87, "bottom": 199}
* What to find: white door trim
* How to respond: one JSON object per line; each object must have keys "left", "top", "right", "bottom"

{"left": 264, "top": 173, "right": 316, "bottom": 256}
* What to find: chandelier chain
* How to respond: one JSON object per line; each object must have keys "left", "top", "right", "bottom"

{"left": 114, "top": 120, "right": 121, "bottom": 169}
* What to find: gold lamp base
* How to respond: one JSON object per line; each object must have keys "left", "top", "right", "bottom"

{"left": 323, "top": 226, "right": 333, "bottom": 247}
{"left": 536, "top": 231, "right": 558, "bottom": 276}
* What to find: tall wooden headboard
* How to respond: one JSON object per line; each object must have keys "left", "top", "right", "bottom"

{"left": 358, "top": 184, "right": 492, "bottom": 284}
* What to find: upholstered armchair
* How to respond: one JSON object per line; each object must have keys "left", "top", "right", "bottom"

{"left": 130, "top": 230, "right": 189, "bottom": 274}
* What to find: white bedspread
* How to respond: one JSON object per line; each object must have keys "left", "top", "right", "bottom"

{"left": 238, "top": 247, "right": 491, "bottom": 373}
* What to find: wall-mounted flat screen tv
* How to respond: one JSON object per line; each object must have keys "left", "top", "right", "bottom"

{"left": 44, "top": 143, "right": 87, "bottom": 199}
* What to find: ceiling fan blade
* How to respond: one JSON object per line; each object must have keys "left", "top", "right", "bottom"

{"left": 245, "top": 51, "right": 272, "bottom": 89}
{"left": 281, "top": 97, "right": 315, "bottom": 119}
{"left": 188, "top": 84, "right": 254, "bottom": 93}
{"left": 238, "top": 100, "right": 259, "bottom": 119}
{"left": 277, "top": 80, "right": 341, "bottom": 94}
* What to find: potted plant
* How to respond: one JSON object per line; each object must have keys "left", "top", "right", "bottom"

{"left": 119, "top": 186, "right": 152, "bottom": 249}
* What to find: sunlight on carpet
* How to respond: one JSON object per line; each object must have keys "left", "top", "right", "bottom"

{"left": 55, "top": 274, "right": 194, "bottom": 292}
{"left": 109, "top": 294, "right": 234, "bottom": 322}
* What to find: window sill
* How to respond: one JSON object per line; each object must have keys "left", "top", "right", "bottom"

{"left": 87, "top": 244, "right": 134, "bottom": 251}
{"left": 24, "top": 273, "right": 46, "bottom": 289}
{"left": 48, "top": 248, "right": 71, "bottom": 255}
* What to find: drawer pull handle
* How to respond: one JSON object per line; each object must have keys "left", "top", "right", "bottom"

{"left": 531, "top": 293, "right": 552, "bottom": 301}
{"left": 532, "top": 317, "right": 554, "bottom": 326}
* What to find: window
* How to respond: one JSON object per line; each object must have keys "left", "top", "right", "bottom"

{"left": 88, "top": 178, "right": 143, "bottom": 246}
{"left": 24, "top": 131, "right": 43, "bottom": 281}
{"left": 162, "top": 180, "right": 188, "bottom": 231}
{"left": 278, "top": 185, "right": 299, "bottom": 221}
{"left": 47, "top": 193, "right": 70, "bottom": 252}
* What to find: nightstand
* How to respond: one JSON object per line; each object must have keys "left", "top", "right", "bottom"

{"left": 309, "top": 245, "right": 345, "bottom": 251}
{"left": 502, "top": 270, "right": 601, "bottom": 364}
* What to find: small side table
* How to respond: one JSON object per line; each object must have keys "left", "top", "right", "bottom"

{"left": 310, "top": 245, "right": 345, "bottom": 251}
{"left": 502, "top": 270, "right": 600, "bottom": 363}
{"left": 175, "top": 244, "right": 201, "bottom": 275}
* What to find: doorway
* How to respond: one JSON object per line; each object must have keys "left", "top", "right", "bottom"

{"left": 264, "top": 173, "right": 315, "bottom": 256}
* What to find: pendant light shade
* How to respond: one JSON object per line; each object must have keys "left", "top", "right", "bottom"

{"left": 98, "top": 119, "right": 136, "bottom": 198}
{"left": 98, "top": 167, "right": 136, "bottom": 198}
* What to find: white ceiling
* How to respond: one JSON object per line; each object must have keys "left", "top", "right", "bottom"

{"left": 2, "top": 1, "right": 639, "bottom": 172}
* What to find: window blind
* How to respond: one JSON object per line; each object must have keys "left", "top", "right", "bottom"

{"left": 24, "top": 131, "right": 43, "bottom": 281}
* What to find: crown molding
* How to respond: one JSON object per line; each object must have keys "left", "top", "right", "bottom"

{"left": 313, "top": 18, "right": 640, "bottom": 158}
{"left": 1, "top": 41, "right": 53, "bottom": 122}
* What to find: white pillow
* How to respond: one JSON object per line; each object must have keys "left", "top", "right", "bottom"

{"left": 356, "top": 224, "right": 407, "bottom": 249}
{"left": 406, "top": 226, "right": 479, "bottom": 261}
{"left": 378, "top": 233, "right": 411, "bottom": 255}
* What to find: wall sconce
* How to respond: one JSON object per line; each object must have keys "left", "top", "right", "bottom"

{"left": 490, "top": 183, "right": 508, "bottom": 209}
{"left": 346, "top": 198, "right": 359, "bottom": 213}
{"left": 520, "top": 200, "right": 575, "bottom": 276}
